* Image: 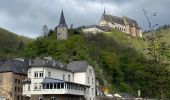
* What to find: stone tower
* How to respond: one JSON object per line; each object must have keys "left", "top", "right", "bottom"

{"left": 57, "top": 9, "right": 68, "bottom": 40}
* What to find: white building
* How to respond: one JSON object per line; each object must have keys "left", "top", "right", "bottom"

{"left": 81, "top": 25, "right": 111, "bottom": 35}
{"left": 23, "top": 58, "right": 95, "bottom": 100}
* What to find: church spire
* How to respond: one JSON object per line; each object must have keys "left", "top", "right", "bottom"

{"left": 58, "top": 9, "right": 67, "bottom": 27}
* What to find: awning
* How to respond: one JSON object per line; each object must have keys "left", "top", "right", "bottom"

{"left": 42, "top": 78, "right": 65, "bottom": 83}
{"left": 42, "top": 77, "right": 90, "bottom": 87}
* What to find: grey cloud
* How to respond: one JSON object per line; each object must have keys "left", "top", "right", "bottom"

{"left": 0, "top": 0, "right": 170, "bottom": 38}
{"left": 85, "top": 0, "right": 134, "bottom": 5}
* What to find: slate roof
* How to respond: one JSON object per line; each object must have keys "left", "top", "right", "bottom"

{"left": 0, "top": 60, "right": 28, "bottom": 74}
{"left": 29, "top": 58, "right": 71, "bottom": 72}
{"left": 68, "top": 61, "right": 89, "bottom": 72}
{"left": 42, "top": 77, "right": 65, "bottom": 83}
{"left": 29, "top": 58, "right": 90, "bottom": 73}
{"left": 123, "top": 16, "right": 139, "bottom": 28}
{"left": 101, "top": 14, "right": 140, "bottom": 28}
{"left": 58, "top": 9, "right": 67, "bottom": 27}
{"left": 42, "top": 77, "right": 90, "bottom": 87}
{"left": 0, "top": 60, "right": 5, "bottom": 67}
{"left": 102, "top": 14, "right": 125, "bottom": 25}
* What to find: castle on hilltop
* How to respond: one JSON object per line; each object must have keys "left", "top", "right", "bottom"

{"left": 99, "top": 10, "right": 142, "bottom": 37}
{"left": 56, "top": 9, "right": 142, "bottom": 39}
{"left": 82, "top": 10, "right": 142, "bottom": 37}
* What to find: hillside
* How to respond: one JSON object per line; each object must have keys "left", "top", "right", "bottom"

{"left": 0, "top": 27, "right": 32, "bottom": 58}
{"left": 24, "top": 28, "right": 170, "bottom": 98}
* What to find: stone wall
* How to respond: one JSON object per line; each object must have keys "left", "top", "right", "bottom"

{"left": 57, "top": 27, "right": 68, "bottom": 40}
{"left": 0, "top": 72, "right": 13, "bottom": 100}
{"left": 13, "top": 73, "right": 27, "bottom": 100}
{"left": 0, "top": 72, "right": 27, "bottom": 100}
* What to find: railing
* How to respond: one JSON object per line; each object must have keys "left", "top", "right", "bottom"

{"left": 23, "top": 88, "right": 85, "bottom": 96}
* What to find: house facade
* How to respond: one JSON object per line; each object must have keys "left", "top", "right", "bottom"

{"left": 23, "top": 58, "right": 95, "bottom": 100}
{"left": 99, "top": 11, "right": 142, "bottom": 37}
{"left": 0, "top": 60, "right": 28, "bottom": 100}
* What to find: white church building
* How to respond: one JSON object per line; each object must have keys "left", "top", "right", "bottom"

{"left": 22, "top": 57, "right": 95, "bottom": 100}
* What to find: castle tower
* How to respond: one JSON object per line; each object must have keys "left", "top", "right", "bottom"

{"left": 57, "top": 9, "right": 68, "bottom": 40}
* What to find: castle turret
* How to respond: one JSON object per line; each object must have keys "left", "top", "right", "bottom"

{"left": 57, "top": 9, "right": 68, "bottom": 40}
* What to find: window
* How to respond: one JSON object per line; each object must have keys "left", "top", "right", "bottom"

{"left": 92, "top": 78, "right": 93, "bottom": 84}
{"left": 51, "top": 96, "right": 56, "bottom": 100}
{"left": 92, "top": 88, "right": 94, "bottom": 95}
{"left": 46, "top": 84, "right": 49, "bottom": 89}
{"left": 39, "top": 71, "right": 44, "bottom": 78}
{"left": 63, "top": 74, "right": 65, "bottom": 80}
{"left": 39, "top": 97, "right": 43, "bottom": 100}
{"left": 15, "top": 87, "right": 17, "bottom": 91}
{"left": 57, "top": 83, "right": 60, "bottom": 89}
{"left": 61, "top": 83, "right": 64, "bottom": 89}
{"left": 48, "top": 72, "right": 51, "bottom": 78}
{"left": 18, "top": 87, "right": 20, "bottom": 92}
{"left": 34, "top": 83, "right": 38, "bottom": 90}
{"left": 68, "top": 75, "right": 70, "bottom": 81}
{"left": 54, "top": 83, "right": 57, "bottom": 89}
{"left": 39, "top": 83, "right": 42, "bottom": 89}
{"left": 34, "top": 71, "right": 38, "bottom": 78}
{"left": 17, "top": 95, "right": 20, "bottom": 100}
{"left": 28, "top": 84, "right": 30, "bottom": 90}
{"left": 88, "top": 77, "right": 90, "bottom": 84}
{"left": 15, "top": 79, "right": 17, "bottom": 83}
{"left": 18, "top": 79, "right": 20, "bottom": 83}
{"left": 50, "top": 83, "right": 53, "bottom": 89}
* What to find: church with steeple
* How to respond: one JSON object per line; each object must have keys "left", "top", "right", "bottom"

{"left": 57, "top": 9, "right": 68, "bottom": 40}
{"left": 99, "top": 9, "right": 142, "bottom": 37}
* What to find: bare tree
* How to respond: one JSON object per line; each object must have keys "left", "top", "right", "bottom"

{"left": 143, "top": 9, "right": 170, "bottom": 100}
{"left": 42, "top": 25, "right": 49, "bottom": 36}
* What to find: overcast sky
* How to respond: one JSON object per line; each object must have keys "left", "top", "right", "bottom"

{"left": 0, "top": 0, "right": 170, "bottom": 38}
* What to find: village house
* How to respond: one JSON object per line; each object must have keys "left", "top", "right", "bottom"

{"left": 22, "top": 57, "right": 95, "bottom": 100}
{"left": 0, "top": 59, "right": 28, "bottom": 100}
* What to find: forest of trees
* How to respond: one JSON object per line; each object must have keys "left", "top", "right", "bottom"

{"left": 23, "top": 28, "right": 170, "bottom": 99}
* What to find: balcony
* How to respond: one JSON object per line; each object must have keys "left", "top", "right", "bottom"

{"left": 23, "top": 78, "right": 89, "bottom": 96}
{"left": 42, "top": 88, "right": 85, "bottom": 95}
